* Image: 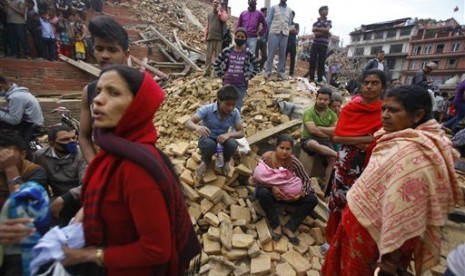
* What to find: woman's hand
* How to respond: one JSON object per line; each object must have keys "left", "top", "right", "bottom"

{"left": 271, "top": 186, "right": 285, "bottom": 201}
{"left": 354, "top": 142, "right": 371, "bottom": 150}
{"left": 62, "top": 246, "right": 98, "bottom": 266}
{"left": 0, "top": 218, "right": 35, "bottom": 244}
{"left": 71, "top": 207, "right": 84, "bottom": 224}
{"left": 50, "top": 196, "right": 65, "bottom": 218}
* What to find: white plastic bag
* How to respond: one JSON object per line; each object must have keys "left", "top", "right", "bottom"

{"left": 36, "top": 262, "right": 72, "bottom": 276}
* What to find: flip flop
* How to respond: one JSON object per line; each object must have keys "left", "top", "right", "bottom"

{"left": 270, "top": 230, "right": 282, "bottom": 241}
{"left": 283, "top": 231, "right": 300, "bottom": 246}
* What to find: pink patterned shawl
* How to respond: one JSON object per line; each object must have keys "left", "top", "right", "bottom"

{"left": 347, "top": 119, "right": 464, "bottom": 274}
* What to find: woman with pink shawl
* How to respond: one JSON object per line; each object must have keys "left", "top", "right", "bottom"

{"left": 322, "top": 85, "right": 464, "bottom": 275}
{"left": 252, "top": 134, "right": 319, "bottom": 246}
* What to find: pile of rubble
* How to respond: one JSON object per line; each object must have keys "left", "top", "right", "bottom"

{"left": 151, "top": 72, "right": 333, "bottom": 275}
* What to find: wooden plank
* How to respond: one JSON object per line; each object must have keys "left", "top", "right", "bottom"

{"left": 133, "top": 37, "right": 157, "bottom": 44}
{"left": 59, "top": 54, "right": 100, "bottom": 77}
{"left": 246, "top": 120, "right": 301, "bottom": 145}
{"left": 130, "top": 55, "right": 169, "bottom": 79}
{"left": 172, "top": 29, "right": 182, "bottom": 49}
{"left": 169, "top": 66, "right": 191, "bottom": 77}
{"left": 156, "top": 44, "right": 177, "bottom": 63}
{"left": 149, "top": 26, "right": 200, "bottom": 71}
{"left": 152, "top": 62, "right": 185, "bottom": 68}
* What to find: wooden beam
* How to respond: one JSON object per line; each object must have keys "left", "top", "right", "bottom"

{"left": 59, "top": 54, "right": 100, "bottom": 77}
{"left": 151, "top": 62, "right": 185, "bottom": 68}
{"left": 133, "top": 37, "right": 157, "bottom": 44}
{"left": 246, "top": 120, "right": 301, "bottom": 145}
{"left": 156, "top": 44, "right": 177, "bottom": 63}
{"left": 172, "top": 29, "right": 182, "bottom": 49}
{"left": 180, "top": 41, "right": 206, "bottom": 62}
{"left": 130, "top": 55, "right": 169, "bottom": 79}
{"left": 149, "top": 26, "right": 200, "bottom": 71}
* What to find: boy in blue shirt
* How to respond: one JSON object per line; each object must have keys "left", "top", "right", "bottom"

{"left": 185, "top": 84, "right": 245, "bottom": 177}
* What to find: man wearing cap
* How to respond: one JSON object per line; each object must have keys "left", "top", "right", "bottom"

{"left": 308, "top": 6, "right": 332, "bottom": 84}
{"left": 264, "top": 0, "right": 293, "bottom": 81}
{"left": 412, "top": 62, "right": 437, "bottom": 89}
{"left": 204, "top": 0, "right": 229, "bottom": 77}
{"left": 237, "top": 0, "right": 267, "bottom": 54}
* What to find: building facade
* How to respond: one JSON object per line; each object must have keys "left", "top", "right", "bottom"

{"left": 346, "top": 18, "right": 415, "bottom": 80}
{"left": 346, "top": 17, "right": 465, "bottom": 87}
{"left": 404, "top": 18, "right": 465, "bottom": 86}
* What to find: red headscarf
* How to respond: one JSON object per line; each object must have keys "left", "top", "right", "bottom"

{"left": 82, "top": 71, "right": 200, "bottom": 275}
{"left": 334, "top": 100, "right": 383, "bottom": 137}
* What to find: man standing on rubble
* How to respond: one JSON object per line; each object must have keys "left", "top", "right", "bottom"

{"left": 264, "top": 0, "right": 293, "bottom": 81}
{"left": 236, "top": 0, "right": 267, "bottom": 54}
{"left": 204, "top": 0, "right": 228, "bottom": 77}
{"left": 79, "top": 15, "right": 130, "bottom": 165}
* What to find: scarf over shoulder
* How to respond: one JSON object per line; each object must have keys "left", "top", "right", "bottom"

{"left": 82, "top": 72, "right": 200, "bottom": 275}
{"left": 347, "top": 120, "right": 464, "bottom": 274}
{"left": 334, "top": 99, "right": 383, "bottom": 137}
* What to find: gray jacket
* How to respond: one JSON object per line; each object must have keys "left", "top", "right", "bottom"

{"left": 0, "top": 83, "right": 44, "bottom": 127}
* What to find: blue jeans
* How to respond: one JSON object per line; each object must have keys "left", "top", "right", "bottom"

{"left": 198, "top": 136, "right": 237, "bottom": 163}
{"left": 7, "top": 23, "right": 30, "bottom": 58}
{"left": 246, "top": 37, "right": 258, "bottom": 54}
{"left": 235, "top": 86, "right": 247, "bottom": 112}
{"left": 265, "top": 33, "right": 289, "bottom": 77}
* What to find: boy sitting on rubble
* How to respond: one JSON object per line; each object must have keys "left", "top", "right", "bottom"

{"left": 185, "top": 84, "right": 245, "bottom": 178}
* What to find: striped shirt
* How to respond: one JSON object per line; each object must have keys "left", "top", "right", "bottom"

{"left": 312, "top": 18, "right": 332, "bottom": 46}
{"left": 213, "top": 46, "right": 259, "bottom": 86}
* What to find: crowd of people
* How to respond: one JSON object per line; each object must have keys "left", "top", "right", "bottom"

{"left": 1, "top": 0, "right": 92, "bottom": 61}
{"left": 0, "top": 0, "right": 464, "bottom": 275}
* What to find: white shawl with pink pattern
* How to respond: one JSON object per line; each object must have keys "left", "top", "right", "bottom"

{"left": 347, "top": 119, "right": 464, "bottom": 274}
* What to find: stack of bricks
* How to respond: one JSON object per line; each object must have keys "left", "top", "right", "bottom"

{"left": 164, "top": 140, "right": 328, "bottom": 276}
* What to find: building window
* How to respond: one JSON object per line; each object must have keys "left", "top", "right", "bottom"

{"left": 412, "top": 45, "right": 422, "bottom": 55}
{"left": 447, "top": 58, "right": 457, "bottom": 69}
{"left": 386, "top": 29, "right": 397, "bottom": 38}
{"left": 351, "top": 34, "right": 361, "bottom": 42}
{"left": 400, "top": 28, "right": 411, "bottom": 36}
{"left": 386, "top": 58, "right": 396, "bottom": 70}
{"left": 435, "top": 44, "right": 444, "bottom": 53}
{"left": 451, "top": 42, "right": 461, "bottom": 52}
{"left": 355, "top": 47, "right": 364, "bottom": 56}
{"left": 389, "top": 44, "right": 403, "bottom": 54}
{"left": 374, "top": 31, "right": 384, "bottom": 39}
{"left": 409, "top": 60, "right": 417, "bottom": 70}
{"left": 424, "top": 45, "right": 432, "bottom": 54}
{"left": 370, "top": 46, "right": 383, "bottom": 55}
{"left": 364, "top": 33, "right": 372, "bottom": 40}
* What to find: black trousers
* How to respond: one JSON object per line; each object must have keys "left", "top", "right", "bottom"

{"left": 255, "top": 186, "right": 318, "bottom": 232}
{"left": 308, "top": 43, "right": 328, "bottom": 82}
{"left": 255, "top": 39, "right": 267, "bottom": 70}
{"left": 286, "top": 43, "right": 297, "bottom": 76}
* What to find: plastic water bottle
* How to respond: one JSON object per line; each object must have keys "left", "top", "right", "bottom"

{"left": 215, "top": 143, "right": 224, "bottom": 168}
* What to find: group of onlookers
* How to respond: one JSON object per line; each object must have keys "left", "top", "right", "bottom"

{"left": 0, "top": 0, "right": 90, "bottom": 61}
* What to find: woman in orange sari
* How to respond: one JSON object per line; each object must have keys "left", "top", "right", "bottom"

{"left": 322, "top": 85, "right": 464, "bottom": 275}
{"left": 325, "top": 69, "right": 385, "bottom": 242}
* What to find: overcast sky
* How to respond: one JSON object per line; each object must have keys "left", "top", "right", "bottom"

{"left": 228, "top": 0, "right": 465, "bottom": 46}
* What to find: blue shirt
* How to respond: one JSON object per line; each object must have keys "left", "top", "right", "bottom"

{"left": 196, "top": 102, "right": 242, "bottom": 140}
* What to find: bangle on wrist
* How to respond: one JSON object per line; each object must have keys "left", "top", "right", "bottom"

{"left": 96, "top": 248, "right": 105, "bottom": 266}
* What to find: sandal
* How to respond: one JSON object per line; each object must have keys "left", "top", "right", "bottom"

{"left": 221, "top": 163, "right": 230, "bottom": 176}
{"left": 270, "top": 226, "right": 282, "bottom": 241}
{"left": 197, "top": 162, "right": 207, "bottom": 178}
{"left": 282, "top": 229, "right": 300, "bottom": 245}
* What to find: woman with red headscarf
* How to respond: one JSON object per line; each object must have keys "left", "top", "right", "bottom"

{"left": 325, "top": 69, "right": 385, "bottom": 243}
{"left": 61, "top": 65, "right": 200, "bottom": 275}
